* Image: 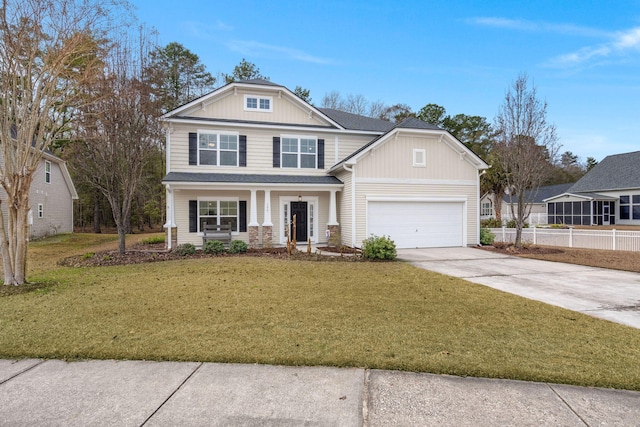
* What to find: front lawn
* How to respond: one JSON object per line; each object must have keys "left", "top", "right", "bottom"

{"left": 1, "top": 234, "right": 640, "bottom": 390}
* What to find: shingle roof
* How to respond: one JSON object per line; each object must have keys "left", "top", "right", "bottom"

{"left": 172, "top": 115, "right": 335, "bottom": 130}
{"left": 568, "top": 151, "right": 640, "bottom": 192}
{"left": 506, "top": 183, "right": 574, "bottom": 204}
{"left": 236, "top": 78, "right": 282, "bottom": 87}
{"left": 395, "top": 117, "right": 441, "bottom": 130}
{"left": 318, "top": 108, "right": 395, "bottom": 132}
{"left": 162, "top": 172, "right": 343, "bottom": 185}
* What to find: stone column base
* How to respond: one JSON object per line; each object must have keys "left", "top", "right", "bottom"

{"left": 262, "top": 225, "right": 273, "bottom": 248}
{"left": 248, "top": 226, "right": 260, "bottom": 249}
{"left": 327, "top": 224, "right": 340, "bottom": 246}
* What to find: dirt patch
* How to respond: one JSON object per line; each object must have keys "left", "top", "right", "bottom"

{"left": 479, "top": 243, "right": 640, "bottom": 274}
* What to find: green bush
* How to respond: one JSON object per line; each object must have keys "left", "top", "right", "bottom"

{"left": 140, "top": 235, "right": 165, "bottom": 245}
{"left": 361, "top": 235, "right": 397, "bottom": 260}
{"left": 174, "top": 243, "right": 196, "bottom": 256}
{"left": 228, "top": 240, "right": 248, "bottom": 254}
{"left": 480, "top": 218, "right": 502, "bottom": 228}
{"left": 81, "top": 252, "right": 95, "bottom": 260}
{"left": 506, "top": 219, "right": 529, "bottom": 228}
{"left": 480, "top": 227, "right": 495, "bottom": 245}
{"left": 203, "top": 240, "right": 226, "bottom": 255}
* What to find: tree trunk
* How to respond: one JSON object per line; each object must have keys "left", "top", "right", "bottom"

{"left": 93, "top": 190, "right": 102, "bottom": 234}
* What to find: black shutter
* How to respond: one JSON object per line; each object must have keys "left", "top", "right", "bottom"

{"left": 317, "top": 139, "right": 325, "bottom": 169}
{"left": 189, "top": 200, "right": 197, "bottom": 232}
{"left": 189, "top": 132, "right": 197, "bottom": 165}
{"left": 239, "top": 201, "right": 247, "bottom": 232}
{"left": 273, "top": 137, "right": 280, "bottom": 168}
{"left": 239, "top": 135, "right": 247, "bottom": 167}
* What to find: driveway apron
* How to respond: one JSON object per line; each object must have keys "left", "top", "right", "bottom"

{"left": 397, "top": 247, "right": 640, "bottom": 329}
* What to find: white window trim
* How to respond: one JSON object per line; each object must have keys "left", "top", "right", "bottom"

{"left": 37, "top": 203, "right": 44, "bottom": 219}
{"left": 413, "top": 149, "right": 426, "bottom": 167}
{"left": 278, "top": 196, "right": 319, "bottom": 244}
{"left": 44, "top": 160, "right": 51, "bottom": 184}
{"left": 244, "top": 94, "right": 273, "bottom": 112}
{"left": 280, "top": 134, "right": 318, "bottom": 169}
{"left": 196, "top": 197, "right": 240, "bottom": 235}
{"left": 197, "top": 130, "right": 239, "bottom": 167}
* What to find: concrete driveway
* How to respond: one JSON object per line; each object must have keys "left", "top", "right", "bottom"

{"left": 397, "top": 247, "right": 640, "bottom": 329}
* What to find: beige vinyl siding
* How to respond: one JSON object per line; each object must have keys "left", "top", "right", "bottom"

{"left": 357, "top": 135, "right": 477, "bottom": 181}
{"left": 335, "top": 135, "right": 377, "bottom": 166}
{"left": 186, "top": 88, "right": 331, "bottom": 127}
{"left": 334, "top": 168, "right": 353, "bottom": 247}
{"left": 169, "top": 123, "right": 373, "bottom": 176}
{"left": 354, "top": 182, "right": 479, "bottom": 246}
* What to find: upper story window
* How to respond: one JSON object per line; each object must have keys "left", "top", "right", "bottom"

{"left": 198, "top": 131, "right": 238, "bottom": 166}
{"left": 620, "top": 195, "right": 640, "bottom": 220}
{"left": 244, "top": 94, "right": 272, "bottom": 112}
{"left": 44, "top": 160, "right": 51, "bottom": 184}
{"left": 413, "top": 149, "right": 426, "bottom": 167}
{"left": 282, "top": 136, "right": 317, "bottom": 169}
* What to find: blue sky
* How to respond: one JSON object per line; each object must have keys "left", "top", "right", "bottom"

{"left": 132, "top": 0, "right": 640, "bottom": 162}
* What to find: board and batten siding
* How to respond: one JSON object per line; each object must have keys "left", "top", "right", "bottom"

{"left": 354, "top": 182, "right": 479, "bottom": 247}
{"left": 334, "top": 168, "right": 354, "bottom": 247}
{"left": 357, "top": 135, "right": 477, "bottom": 181}
{"left": 186, "top": 88, "right": 331, "bottom": 128}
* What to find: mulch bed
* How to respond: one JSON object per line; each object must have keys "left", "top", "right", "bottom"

{"left": 478, "top": 242, "right": 564, "bottom": 255}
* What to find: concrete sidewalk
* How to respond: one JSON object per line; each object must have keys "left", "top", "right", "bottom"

{"left": 397, "top": 247, "right": 640, "bottom": 329}
{"left": 1, "top": 359, "right": 639, "bottom": 426}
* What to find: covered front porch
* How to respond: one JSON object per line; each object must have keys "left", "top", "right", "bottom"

{"left": 545, "top": 193, "right": 617, "bottom": 226}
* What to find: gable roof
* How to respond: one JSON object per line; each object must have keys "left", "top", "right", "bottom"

{"left": 505, "top": 183, "right": 573, "bottom": 204}
{"left": 567, "top": 151, "right": 640, "bottom": 193}
{"left": 328, "top": 117, "right": 488, "bottom": 171}
{"left": 318, "top": 108, "right": 395, "bottom": 132}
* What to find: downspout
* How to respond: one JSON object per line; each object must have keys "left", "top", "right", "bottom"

{"left": 343, "top": 163, "right": 356, "bottom": 247}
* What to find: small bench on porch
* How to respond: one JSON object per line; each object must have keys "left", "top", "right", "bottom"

{"left": 202, "top": 223, "right": 232, "bottom": 246}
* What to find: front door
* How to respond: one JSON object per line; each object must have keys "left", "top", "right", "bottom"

{"left": 290, "top": 202, "right": 308, "bottom": 242}
{"left": 603, "top": 203, "right": 610, "bottom": 225}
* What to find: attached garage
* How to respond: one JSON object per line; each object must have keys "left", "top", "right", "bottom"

{"left": 367, "top": 199, "right": 465, "bottom": 248}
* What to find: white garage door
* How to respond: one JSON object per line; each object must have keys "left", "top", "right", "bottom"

{"left": 368, "top": 201, "right": 464, "bottom": 248}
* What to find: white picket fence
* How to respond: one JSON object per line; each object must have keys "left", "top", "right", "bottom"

{"left": 489, "top": 227, "right": 640, "bottom": 252}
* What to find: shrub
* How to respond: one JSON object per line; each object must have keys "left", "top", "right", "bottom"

{"left": 174, "top": 243, "right": 196, "bottom": 256}
{"left": 361, "top": 234, "right": 397, "bottom": 260}
{"left": 480, "top": 218, "right": 502, "bottom": 228}
{"left": 480, "top": 227, "right": 495, "bottom": 245}
{"left": 81, "top": 252, "right": 95, "bottom": 260}
{"left": 506, "top": 219, "right": 529, "bottom": 228}
{"left": 228, "top": 240, "right": 248, "bottom": 254}
{"left": 203, "top": 240, "right": 226, "bottom": 255}
{"left": 140, "top": 235, "right": 165, "bottom": 245}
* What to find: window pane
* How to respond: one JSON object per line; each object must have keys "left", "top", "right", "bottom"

{"left": 581, "top": 201, "right": 591, "bottom": 215}
{"left": 633, "top": 195, "right": 640, "bottom": 204}
{"left": 556, "top": 203, "right": 563, "bottom": 214}
{"left": 282, "top": 153, "right": 297, "bottom": 168}
{"left": 621, "top": 205, "right": 630, "bottom": 220}
{"left": 220, "top": 216, "right": 237, "bottom": 232}
{"left": 633, "top": 205, "right": 640, "bottom": 220}
{"left": 247, "top": 97, "right": 257, "bottom": 109}
{"left": 300, "top": 139, "right": 316, "bottom": 154}
{"left": 220, "top": 134, "right": 237, "bottom": 150}
{"left": 199, "top": 134, "right": 217, "bottom": 149}
{"left": 564, "top": 202, "right": 572, "bottom": 215}
{"left": 219, "top": 201, "right": 237, "bottom": 216}
{"left": 572, "top": 202, "right": 582, "bottom": 215}
{"left": 220, "top": 151, "right": 237, "bottom": 166}
{"left": 199, "top": 217, "right": 217, "bottom": 231}
{"left": 199, "top": 201, "right": 217, "bottom": 216}
{"left": 300, "top": 154, "right": 316, "bottom": 168}
{"left": 547, "top": 203, "right": 554, "bottom": 215}
{"left": 199, "top": 150, "right": 216, "bottom": 165}
{"left": 282, "top": 138, "right": 298, "bottom": 153}
{"left": 259, "top": 98, "right": 270, "bottom": 109}
{"left": 620, "top": 195, "right": 630, "bottom": 204}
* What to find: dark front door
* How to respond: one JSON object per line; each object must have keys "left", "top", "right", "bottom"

{"left": 290, "top": 202, "right": 307, "bottom": 242}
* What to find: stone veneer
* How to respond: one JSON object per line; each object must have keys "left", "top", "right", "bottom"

{"left": 327, "top": 224, "right": 340, "bottom": 245}
{"left": 262, "top": 226, "right": 273, "bottom": 248}
{"left": 248, "top": 226, "right": 260, "bottom": 249}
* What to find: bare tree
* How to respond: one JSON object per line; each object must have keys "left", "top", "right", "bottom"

{"left": 73, "top": 30, "right": 161, "bottom": 254}
{"left": 0, "top": 0, "right": 121, "bottom": 285}
{"left": 494, "top": 73, "right": 560, "bottom": 246}
{"left": 321, "top": 90, "right": 344, "bottom": 110}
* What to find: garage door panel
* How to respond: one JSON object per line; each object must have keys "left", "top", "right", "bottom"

{"left": 368, "top": 201, "right": 463, "bottom": 248}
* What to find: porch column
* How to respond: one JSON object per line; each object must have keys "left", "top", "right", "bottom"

{"left": 262, "top": 189, "right": 273, "bottom": 247}
{"left": 163, "top": 186, "right": 176, "bottom": 250}
{"left": 327, "top": 189, "right": 339, "bottom": 245}
{"left": 248, "top": 189, "right": 259, "bottom": 248}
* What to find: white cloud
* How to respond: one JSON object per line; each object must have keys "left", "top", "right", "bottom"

{"left": 548, "top": 27, "right": 640, "bottom": 68}
{"left": 466, "top": 17, "right": 611, "bottom": 38}
{"left": 226, "top": 40, "right": 333, "bottom": 65}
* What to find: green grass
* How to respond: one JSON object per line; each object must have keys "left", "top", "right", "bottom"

{"left": 2, "top": 233, "right": 640, "bottom": 390}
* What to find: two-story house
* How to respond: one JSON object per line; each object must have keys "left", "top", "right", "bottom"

{"left": 161, "top": 79, "right": 488, "bottom": 249}
{"left": 0, "top": 152, "right": 78, "bottom": 238}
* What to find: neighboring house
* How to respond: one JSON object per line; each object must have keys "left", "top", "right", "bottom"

{"left": 0, "top": 152, "right": 78, "bottom": 238}
{"left": 481, "top": 183, "right": 573, "bottom": 225}
{"left": 161, "top": 79, "right": 488, "bottom": 249}
{"left": 545, "top": 151, "right": 640, "bottom": 226}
